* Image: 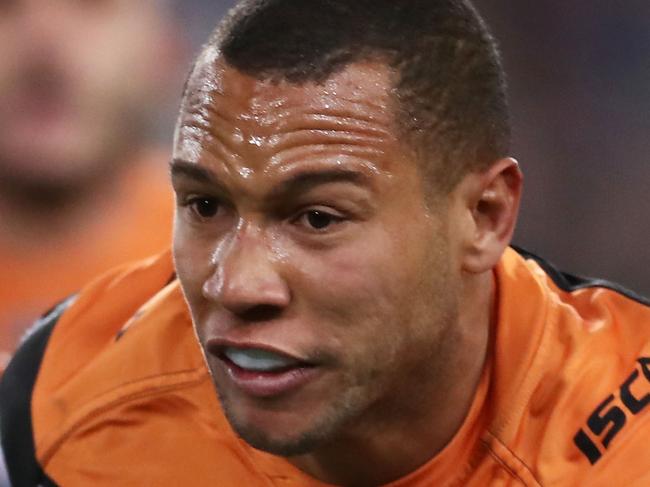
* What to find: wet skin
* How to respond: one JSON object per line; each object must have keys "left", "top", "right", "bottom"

{"left": 172, "top": 49, "right": 494, "bottom": 485}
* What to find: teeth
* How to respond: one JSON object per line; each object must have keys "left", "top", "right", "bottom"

{"left": 224, "top": 348, "right": 298, "bottom": 372}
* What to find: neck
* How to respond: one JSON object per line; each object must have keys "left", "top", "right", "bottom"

{"left": 289, "top": 271, "right": 494, "bottom": 486}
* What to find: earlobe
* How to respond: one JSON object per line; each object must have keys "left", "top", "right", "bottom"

{"left": 462, "top": 158, "right": 522, "bottom": 274}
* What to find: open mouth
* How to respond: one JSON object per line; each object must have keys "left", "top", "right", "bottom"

{"left": 221, "top": 347, "right": 308, "bottom": 373}
{"left": 209, "top": 343, "right": 321, "bottom": 398}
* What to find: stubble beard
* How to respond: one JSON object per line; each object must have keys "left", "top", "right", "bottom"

{"left": 213, "top": 370, "right": 376, "bottom": 457}
{"left": 211, "top": 314, "right": 457, "bottom": 459}
{"left": 209, "top": 294, "right": 459, "bottom": 459}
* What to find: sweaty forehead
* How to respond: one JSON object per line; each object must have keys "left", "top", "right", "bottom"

{"left": 187, "top": 48, "right": 393, "bottom": 116}
{"left": 174, "top": 48, "right": 398, "bottom": 167}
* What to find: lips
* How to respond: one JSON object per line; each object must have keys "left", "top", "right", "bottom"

{"left": 223, "top": 347, "right": 303, "bottom": 372}
{"left": 207, "top": 340, "right": 321, "bottom": 398}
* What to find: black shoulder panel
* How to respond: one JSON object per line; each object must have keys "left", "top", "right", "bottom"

{"left": 512, "top": 245, "right": 650, "bottom": 307}
{"left": 0, "top": 297, "right": 75, "bottom": 487}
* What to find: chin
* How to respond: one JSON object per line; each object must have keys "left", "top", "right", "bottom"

{"left": 217, "top": 392, "right": 332, "bottom": 456}
{"left": 233, "top": 422, "right": 327, "bottom": 457}
{"left": 215, "top": 382, "right": 362, "bottom": 458}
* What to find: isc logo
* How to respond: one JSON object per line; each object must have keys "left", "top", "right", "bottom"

{"left": 574, "top": 357, "right": 650, "bottom": 464}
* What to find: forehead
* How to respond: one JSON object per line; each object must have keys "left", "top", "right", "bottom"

{"left": 174, "top": 48, "right": 402, "bottom": 172}
{"left": 186, "top": 47, "right": 393, "bottom": 118}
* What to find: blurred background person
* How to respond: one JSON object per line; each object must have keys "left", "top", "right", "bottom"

{"left": 0, "top": 0, "right": 188, "bottom": 369}
{"left": 0, "top": 1, "right": 229, "bottom": 484}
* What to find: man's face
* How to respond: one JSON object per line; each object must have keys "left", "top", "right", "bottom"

{"left": 0, "top": 0, "right": 173, "bottom": 186}
{"left": 173, "top": 53, "right": 462, "bottom": 456}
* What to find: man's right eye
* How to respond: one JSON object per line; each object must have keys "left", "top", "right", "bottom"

{"left": 188, "top": 197, "right": 220, "bottom": 219}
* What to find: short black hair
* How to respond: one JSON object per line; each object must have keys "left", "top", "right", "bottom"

{"left": 197, "top": 0, "right": 510, "bottom": 191}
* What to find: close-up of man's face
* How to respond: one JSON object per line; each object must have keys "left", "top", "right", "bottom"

{"left": 172, "top": 49, "right": 467, "bottom": 456}
{"left": 5, "top": 1, "right": 650, "bottom": 486}
{"left": 0, "top": 0, "right": 174, "bottom": 187}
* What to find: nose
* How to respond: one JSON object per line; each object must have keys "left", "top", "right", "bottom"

{"left": 202, "top": 223, "right": 291, "bottom": 319}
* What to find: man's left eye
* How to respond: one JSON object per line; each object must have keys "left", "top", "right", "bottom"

{"left": 188, "top": 197, "right": 220, "bottom": 219}
{"left": 297, "top": 210, "right": 343, "bottom": 231}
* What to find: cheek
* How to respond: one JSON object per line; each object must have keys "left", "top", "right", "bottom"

{"left": 315, "top": 223, "right": 432, "bottom": 288}
{"left": 291, "top": 242, "right": 436, "bottom": 388}
{"left": 172, "top": 223, "right": 213, "bottom": 304}
{"left": 290, "top": 224, "right": 451, "bottom": 359}
{"left": 293, "top": 234, "right": 415, "bottom": 328}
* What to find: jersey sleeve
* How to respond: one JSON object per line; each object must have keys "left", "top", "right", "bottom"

{"left": 0, "top": 298, "right": 74, "bottom": 487}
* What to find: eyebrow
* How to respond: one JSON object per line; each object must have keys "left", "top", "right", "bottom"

{"left": 170, "top": 158, "right": 372, "bottom": 198}
{"left": 270, "top": 168, "right": 371, "bottom": 198}
{"left": 170, "top": 159, "right": 218, "bottom": 184}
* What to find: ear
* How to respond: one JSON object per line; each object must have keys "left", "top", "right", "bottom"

{"left": 458, "top": 158, "right": 522, "bottom": 274}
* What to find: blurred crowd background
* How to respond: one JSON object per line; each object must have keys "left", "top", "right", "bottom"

{"left": 0, "top": 0, "right": 648, "bottom": 483}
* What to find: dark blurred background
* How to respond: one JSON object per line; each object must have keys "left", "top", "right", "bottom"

{"left": 480, "top": 1, "right": 650, "bottom": 294}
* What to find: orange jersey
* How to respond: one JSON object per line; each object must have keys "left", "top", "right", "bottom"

{"left": 0, "top": 151, "right": 174, "bottom": 370}
{"left": 3, "top": 247, "right": 650, "bottom": 486}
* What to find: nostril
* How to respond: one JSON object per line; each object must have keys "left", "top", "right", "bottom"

{"left": 238, "top": 304, "right": 284, "bottom": 322}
